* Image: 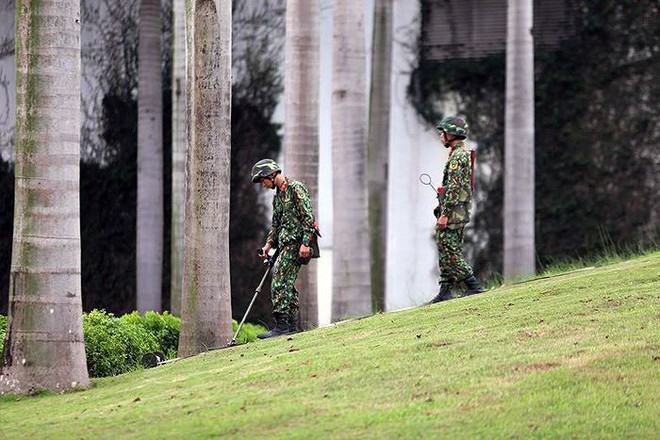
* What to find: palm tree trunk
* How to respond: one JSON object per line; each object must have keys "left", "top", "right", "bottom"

{"left": 0, "top": 0, "right": 15, "bottom": 160}
{"left": 504, "top": 0, "right": 535, "bottom": 279}
{"left": 178, "top": 0, "right": 232, "bottom": 357}
{"left": 1, "top": 0, "right": 89, "bottom": 394}
{"left": 367, "top": 0, "right": 392, "bottom": 312}
{"left": 137, "top": 0, "right": 163, "bottom": 312}
{"left": 283, "top": 0, "right": 320, "bottom": 330}
{"left": 331, "top": 0, "right": 371, "bottom": 321}
{"left": 170, "top": 0, "right": 186, "bottom": 316}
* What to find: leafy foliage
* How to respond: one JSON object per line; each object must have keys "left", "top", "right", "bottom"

{"left": 1, "top": 310, "right": 265, "bottom": 378}
{"left": 83, "top": 309, "right": 160, "bottom": 378}
{"left": 119, "top": 311, "right": 180, "bottom": 359}
{"left": 408, "top": 0, "right": 659, "bottom": 279}
{"left": 231, "top": 319, "right": 266, "bottom": 345}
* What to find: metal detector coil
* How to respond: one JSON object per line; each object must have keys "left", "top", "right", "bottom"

{"left": 228, "top": 248, "right": 279, "bottom": 346}
{"left": 142, "top": 249, "right": 280, "bottom": 369}
{"left": 141, "top": 351, "right": 166, "bottom": 369}
{"left": 419, "top": 173, "right": 437, "bottom": 194}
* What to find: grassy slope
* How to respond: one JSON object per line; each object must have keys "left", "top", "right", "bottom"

{"left": 1, "top": 252, "right": 658, "bottom": 439}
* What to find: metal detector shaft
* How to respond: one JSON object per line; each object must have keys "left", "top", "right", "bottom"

{"left": 144, "top": 261, "right": 276, "bottom": 369}
{"left": 228, "top": 255, "right": 277, "bottom": 346}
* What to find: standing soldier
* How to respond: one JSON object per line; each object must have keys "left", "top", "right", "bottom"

{"left": 428, "top": 115, "right": 485, "bottom": 304}
{"left": 251, "top": 159, "right": 317, "bottom": 338}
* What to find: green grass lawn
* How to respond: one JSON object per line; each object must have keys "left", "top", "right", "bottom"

{"left": 1, "top": 251, "right": 658, "bottom": 439}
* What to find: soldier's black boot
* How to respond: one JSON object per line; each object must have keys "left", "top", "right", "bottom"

{"left": 427, "top": 282, "right": 453, "bottom": 304}
{"left": 257, "top": 312, "right": 293, "bottom": 339}
{"left": 288, "top": 312, "right": 299, "bottom": 334}
{"left": 463, "top": 275, "right": 485, "bottom": 296}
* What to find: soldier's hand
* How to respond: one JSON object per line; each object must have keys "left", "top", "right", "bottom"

{"left": 299, "top": 244, "right": 310, "bottom": 259}
{"left": 258, "top": 243, "right": 271, "bottom": 259}
{"left": 436, "top": 215, "right": 448, "bottom": 229}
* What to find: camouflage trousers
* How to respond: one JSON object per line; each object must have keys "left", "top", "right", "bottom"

{"left": 435, "top": 226, "right": 473, "bottom": 284}
{"left": 271, "top": 244, "right": 301, "bottom": 316}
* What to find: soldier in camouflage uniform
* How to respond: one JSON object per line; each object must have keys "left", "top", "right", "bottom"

{"left": 428, "top": 116, "right": 485, "bottom": 304}
{"left": 251, "top": 159, "right": 317, "bottom": 338}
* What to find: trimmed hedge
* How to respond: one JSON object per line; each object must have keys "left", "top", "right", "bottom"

{"left": 83, "top": 310, "right": 160, "bottom": 377}
{"left": 0, "top": 311, "right": 265, "bottom": 378}
{"left": 119, "top": 311, "right": 180, "bottom": 360}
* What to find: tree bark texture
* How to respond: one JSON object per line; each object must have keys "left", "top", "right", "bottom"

{"left": 170, "top": 0, "right": 186, "bottom": 316}
{"left": 504, "top": 0, "right": 535, "bottom": 279}
{"left": 331, "top": 0, "right": 372, "bottom": 321}
{"left": 137, "top": 0, "right": 164, "bottom": 313}
{"left": 178, "top": 0, "right": 232, "bottom": 357}
{"left": 283, "top": 0, "right": 320, "bottom": 330}
{"left": 367, "top": 0, "right": 392, "bottom": 312}
{"left": 1, "top": 0, "right": 90, "bottom": 394}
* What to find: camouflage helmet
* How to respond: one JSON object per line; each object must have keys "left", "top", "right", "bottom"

{"left": 251, "top": 158, "right": 281, "bottom": 183}
{"left": 437, "top": 115, "right": 469, "bottom": 138}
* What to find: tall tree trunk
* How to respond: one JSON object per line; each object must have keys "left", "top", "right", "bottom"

{"left": 1, "top": 0, "right": 89, "bottom": 394}
{"left": 0, "top": 0, "right": 15, "bottom": 161}
{"left": 331, "top": 0, "right": 371, "bottom": 321}
{"left": 283, "top": 0, "right": 320, "bottom": 330}
{"left": 504, "top": 0, "right": 535, "bottom": 279}
{"left": 178, "top": 0, "right": 232, "bottom": 357}
{"left": 367, "top": 0, "right": 392, "bottom": 312}
{"left": 137, "top": 0, "right": 163, "bottom": 312}
{"left": 170, "top": 0, "right": 186, "bottom": 316}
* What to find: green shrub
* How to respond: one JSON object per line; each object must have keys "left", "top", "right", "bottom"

{"left": 0, "top": 311, "right": 265, "bottom": 377}
{"left": 232, "top": 320, "right": 266, "bottom": 345}
{"left": 119, "top": 311, "right": 180, "bottom": 359}
{"left": 83, "top": 309, "right": 159, "bottom": 378}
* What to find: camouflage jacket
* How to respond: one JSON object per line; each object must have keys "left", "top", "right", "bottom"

{"left": 440, "top": 142, "right": 472, "bottom": 229}
{"left": 267, "top": 178, "right": 316, "bottom": 248}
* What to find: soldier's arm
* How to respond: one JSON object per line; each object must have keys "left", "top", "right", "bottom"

{"left": 292, "top": 182, "right": 316, "bottom": 245}
{"left": 266, "top": 197, "right": 279, "bottom": 248}
{"left": 440, "top": 152, "right": 469, "bottom": 218}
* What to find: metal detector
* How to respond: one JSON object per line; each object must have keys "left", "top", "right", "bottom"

{"left": 228, "top": 248, "right": 279, "bottom": 346}
{"left": 141, "top": 249, "right": 280, "bottom": 369}
{"left": 419, "top": 173, "right": 437, "bottom": 194}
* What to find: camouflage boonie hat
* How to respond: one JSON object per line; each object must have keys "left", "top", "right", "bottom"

{"left": 437, "top": 115, "right": 469, "bottom": 138}
{"left": 251, "top": 158, "right": 281, "bottom": 183}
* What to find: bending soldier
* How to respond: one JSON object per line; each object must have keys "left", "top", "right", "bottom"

{"left": 251, "top": 159, "right": 317, "bottom": 338}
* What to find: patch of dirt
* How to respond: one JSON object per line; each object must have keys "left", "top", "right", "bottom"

{"left": 425, "top": 341, "right": 453, "bottom": 348}
{"left": 512, "top": 363, "right": 560, "bottom": 373}
{"left": 538, "top": 290, "right": 559, "bottom": 296}
{"left": 563, "top": 351, "right": 607, "bottom": 369}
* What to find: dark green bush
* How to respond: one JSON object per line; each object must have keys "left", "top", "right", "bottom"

{"left": 232, "top": 320, "right": 266, "bottom": 345}
{"left": 119, "top": 311, "right": 180, "bottom": 359}
{"left": 83, "top": 309, "right": 159, "bottom": 378}
{"left": 1, "top": 311, "right": 265, "bottom": 378}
